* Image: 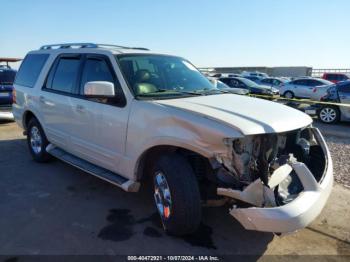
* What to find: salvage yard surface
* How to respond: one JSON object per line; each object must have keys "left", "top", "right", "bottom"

{"left": 0, "top": 120, "right": 349, "bottom": 257}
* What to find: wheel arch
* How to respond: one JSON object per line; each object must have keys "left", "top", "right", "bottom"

{"left": 22, "top": 110, "right": 46, "bottom": 133}
{"left": 135, "top": 144, "right": 214, "bottom": 182}
{"left": 23, "top": 110, "right": 37, "bottom": 130}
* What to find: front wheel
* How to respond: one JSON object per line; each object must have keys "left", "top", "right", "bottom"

{"left": 151, "top": 153, "right": 202, "bottom": 236}
{"left": 27, "top": 118, "right": 52, "bottom": 162}
{"left": 318, "top": 106, "right": 340, "bottom": 124}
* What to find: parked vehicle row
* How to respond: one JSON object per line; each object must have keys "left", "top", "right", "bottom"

{"left": 207, "top": 71, "right": 349, "bottom": 125}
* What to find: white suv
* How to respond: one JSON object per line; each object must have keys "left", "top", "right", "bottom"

{"left": 13, "top": 43, "right": 333, "bottom": 236}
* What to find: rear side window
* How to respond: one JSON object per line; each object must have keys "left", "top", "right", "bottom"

{"left": 48, "top": 57, "right": 81, "bottom": 94}
{"left": 14, "top": 54, "right": 49, "bottom": 88}
{"left": 292, "top": 79, "right": 307, "bottom": 85}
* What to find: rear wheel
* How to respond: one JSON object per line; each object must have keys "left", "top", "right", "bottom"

{"left": 318, "top": 106, "right": 339, "bottom": 124}
{"left": 27, "top": 118, "right": 51, "bottom": 162}
{"left": 151, "top": 153, "right": 202, "bottom": 236}
{"left": 283, "top": 91, "right": 294, "bottom": 99}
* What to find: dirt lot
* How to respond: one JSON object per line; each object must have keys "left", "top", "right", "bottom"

{"left": 0, "top": 120, "right": 349, "bottom": 259}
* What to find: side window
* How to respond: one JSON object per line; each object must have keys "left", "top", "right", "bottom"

{"left": 312, "top": 80, "right": 324, "bottom": 86}
{"left": 80, "top": 58, "right": 114, "bottom": 90}
{"left": 325, "top": 74, "right": 334, "bottom": 81}
{"left": 220, "top": 78, "right": 230, "bottom": 85}
{"left": 273, "top": 79, "right": 280, "bottom": 85}
{"left": 49, "top": 57, "right": 81, "bottom": 93}
{"left": 291, "top": 80, "right": 301, "bottom": 85}
{"left": 339, "top": 75, "right": 347, "bottom": 81}
{"left": 14, "top": 54, "right": 49, "bottom": 88}
{"left": 80, "top": 56, "right": 126, "bottom": 107}
{"left": 230, "top": 79, "right": 239, "bottom": 87}
{"left": 306, "top": 80, "right": 316, "bottom": 86}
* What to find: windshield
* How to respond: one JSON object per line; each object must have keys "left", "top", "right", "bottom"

{"left": 0, "top": 70, "right": 16, "bottom": 85}
{"left": 116, "top": 54, "right": 217, "bottom": 98}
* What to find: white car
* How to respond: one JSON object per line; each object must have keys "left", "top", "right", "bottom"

{"left": 241, "top": 71, "right": 269, "bottom": 78}
{"left": 280, "top": 78, "right": 333, "bottom": 99}
{"left": 13, "top": 43, "right": 333, "bottom": 235}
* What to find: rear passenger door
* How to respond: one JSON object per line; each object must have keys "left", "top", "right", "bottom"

{"left": 40, "top": 54, "right": 82, "bottom": 150}
{"left": 292, "top": 79, "right": 308, "bottom": 97}
{"left": 70, "top": 54, "right": 128, "bottom": 173}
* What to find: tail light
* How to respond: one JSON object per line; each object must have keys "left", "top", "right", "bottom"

{"left": 12, "top": 88, "right": 16, "bottom": 104}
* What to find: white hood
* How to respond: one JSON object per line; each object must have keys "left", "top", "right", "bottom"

{"left": 156, "top": 94, "right": 312, "bottom": 135}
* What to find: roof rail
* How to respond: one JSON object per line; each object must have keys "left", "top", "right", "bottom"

{"left": 39, "top": 43, "right": 149, "bottom": 51}
{"left": 40, "top": 43, "right": 98, "bottom": 50}
{"left": 96, "top": 44, "right": 150, "bottom": 51}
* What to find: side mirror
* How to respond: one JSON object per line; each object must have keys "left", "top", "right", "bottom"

{"left": 84, "top": 81, "right": 115, "bottom": 97}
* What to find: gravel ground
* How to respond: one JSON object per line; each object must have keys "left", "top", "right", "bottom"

{"left": 325, "top": 136, "right": 350, "bottom": 188}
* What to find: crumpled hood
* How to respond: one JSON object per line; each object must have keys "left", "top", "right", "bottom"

{"left": 156, "top": 94, "right": 312, "bottom": 135}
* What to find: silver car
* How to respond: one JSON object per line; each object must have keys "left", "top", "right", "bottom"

{"left": 280, "top": 78, "right": 333, "bottom": 99}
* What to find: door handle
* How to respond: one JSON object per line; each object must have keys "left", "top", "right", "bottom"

{"left": 76, "top": 104, "right": 85, "bottom": 112}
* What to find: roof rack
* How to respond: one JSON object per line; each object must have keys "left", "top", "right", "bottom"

{"left": 39, "top": 43, "right": 150, "bottom": 51}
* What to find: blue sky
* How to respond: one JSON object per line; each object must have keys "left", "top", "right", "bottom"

{"left": 1, "top": 0, "right": 349, "bottom": 68}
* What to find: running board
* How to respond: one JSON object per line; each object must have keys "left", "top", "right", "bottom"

{"left": 46, "top": 144, "right": 140, "bottom": 192}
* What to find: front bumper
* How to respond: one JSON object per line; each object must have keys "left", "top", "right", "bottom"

{"left": 219, "top": 128, "right": 333, "bottom": 233}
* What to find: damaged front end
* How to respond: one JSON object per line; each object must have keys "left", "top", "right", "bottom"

{"left": 215, "top": 126, "right": 333, "bottom": 233}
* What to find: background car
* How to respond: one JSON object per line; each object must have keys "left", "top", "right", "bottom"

{"left": 241, "top": 71, "right": 269, "bottom": 78}
{"left": 260, "top": 77, "right": 288, "bottom": 88}
{"left": 219, "top": 77, "right": 278, "bottom": 96}
{"left": 280, "top": 78, "right": 333, "bottom": 99}
{"left": 208, "top": 77, "right": 249, "bottom": 95}
{"left": 0, "top": 66, "right": 17, "bottom": 110}
{"left": 322, "top": 73, "right": 350, "bottom": 83}
{"left": 305, "top": 80, "right": 350, "bottom": 124}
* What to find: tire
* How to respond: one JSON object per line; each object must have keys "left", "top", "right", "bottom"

{"left": 27, "top": 118, "right": 51, "bottom": 162}
{"left": 318, "top": 106, "right": 340, "bottom": 124}
{"left": 283, "top": 91, "right": 294, "bottom": 99}
{"left": 151, "top": 153, "right": 202, "bottom": 236}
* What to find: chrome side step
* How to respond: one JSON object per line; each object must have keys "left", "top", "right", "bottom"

{"left": 46, "top": 144, "right": 140, "bottom": 192}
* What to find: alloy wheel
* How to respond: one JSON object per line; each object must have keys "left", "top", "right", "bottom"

{"left": 320, "top": 107, "right": 337, "bottom": 123}
{"left": 154, "top": 171, "right": 172, "bottom": 221}
{"left": 30, "top": 126, "right": 42, "bottom": 154}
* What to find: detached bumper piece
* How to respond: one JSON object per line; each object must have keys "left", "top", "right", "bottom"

{"left": 217, "top": 128, "right": 333, "bottom": 233}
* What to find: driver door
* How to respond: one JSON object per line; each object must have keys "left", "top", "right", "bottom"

{"left": 69, "top": 54, "right": 129, "bottom": 173}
